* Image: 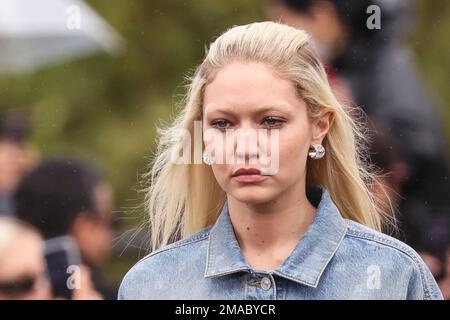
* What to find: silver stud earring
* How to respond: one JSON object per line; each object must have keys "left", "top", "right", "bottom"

{"left": 308, "top": 143, "right": 325, "bottom": 159}
{"left": 203, "top": 149, "right": 215, "bottom": 165}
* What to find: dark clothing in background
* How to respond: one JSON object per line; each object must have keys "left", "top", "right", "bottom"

{"left": 333, "top": 2, "right": 450, "bottom": 254}
{"left": 0, "top": 193, "right": 14, "bottom": 217}
{"left": 91, "top": 270, "right": 118, "bottom": 300}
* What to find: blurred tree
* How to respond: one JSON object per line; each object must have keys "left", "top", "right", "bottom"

{"left": 409, "top": 0, "right": 450, "bottom": 140}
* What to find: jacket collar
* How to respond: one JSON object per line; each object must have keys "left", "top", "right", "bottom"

{"left": 204, "top": 185, "right": 348, "bottom": 288}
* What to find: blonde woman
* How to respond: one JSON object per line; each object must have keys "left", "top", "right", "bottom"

{"left": 119, "top": 22, "right": 443, "bottom": 300}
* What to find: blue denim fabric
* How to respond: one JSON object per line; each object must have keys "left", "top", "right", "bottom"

{"left": 118, "top": 186, "right": 443, "bottom": 300}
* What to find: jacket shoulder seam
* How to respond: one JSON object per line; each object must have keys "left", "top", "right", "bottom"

{"left": 134, "top": 227, "right": 211, "bottom": 266}
{"left": 345, "top": 223, "right": 431, "bottom": 299}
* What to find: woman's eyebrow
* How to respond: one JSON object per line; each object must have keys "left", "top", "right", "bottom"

{"left": 258, "top": 102, "right": 294, "bottom": 114}
{"left": 203, "top": 104, "right": 236, "bottom": 116}
{"left": 204, "top": 101, "right": 294, "bottom": 116}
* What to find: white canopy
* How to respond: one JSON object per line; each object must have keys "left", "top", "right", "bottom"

{"left": 0, "top": 0, "right": 122, "bottom": 73}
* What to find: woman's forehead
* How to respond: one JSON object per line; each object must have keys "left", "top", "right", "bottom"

{"left": 203, "top": 101, "right": 297, "bottom": 117}
{"left": 202, "top": 62, "right": 303, "bottom": 115}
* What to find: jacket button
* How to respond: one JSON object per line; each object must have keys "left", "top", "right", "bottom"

{"left": 260, "top": 277, "right": 272, "bottom": 290}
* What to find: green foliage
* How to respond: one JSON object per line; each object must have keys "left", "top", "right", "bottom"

{"left": 409, "top": 0, "right": 450, "bottom": 141}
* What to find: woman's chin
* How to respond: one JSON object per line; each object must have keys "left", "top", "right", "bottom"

{"left": 229, "top": 188, "right": 277, "bottom": 205}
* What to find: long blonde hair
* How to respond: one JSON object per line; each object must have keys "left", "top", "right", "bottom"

{"left": 145, "top": 21, "right": 395, "bottom": 251}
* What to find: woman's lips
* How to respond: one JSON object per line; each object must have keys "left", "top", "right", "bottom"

{"left": 231, "top": 168, "right": 268, "bottom": 183}
{"left": 232, "top": 174, "right": 268, "bottom": 183}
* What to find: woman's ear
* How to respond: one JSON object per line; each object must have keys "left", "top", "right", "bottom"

{"left": 311, "top": 111, "right": 335, "bottom": 144}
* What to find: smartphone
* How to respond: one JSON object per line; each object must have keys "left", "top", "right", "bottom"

{"left": 44, "top": 236, "right": 81, "bottom": 299}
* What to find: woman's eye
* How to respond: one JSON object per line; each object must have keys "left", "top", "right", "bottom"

{"left": 211, "top": 119, "right": 231, "bottom": 129}
{"left": 262, "top": 117, "right": 284, "bottom": 128}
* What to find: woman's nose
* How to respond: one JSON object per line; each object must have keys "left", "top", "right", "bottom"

{"left": 234, "top": 126, "right": 260, "bottom": 163}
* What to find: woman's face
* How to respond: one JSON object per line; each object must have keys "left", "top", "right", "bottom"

{"left": 202, "top": 61, "right": 332, "bottom": 205}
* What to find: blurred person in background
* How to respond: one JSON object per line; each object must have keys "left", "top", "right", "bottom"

{"left": 0, "top": 217, "right": 51, "bottom": 300}
{"left": 367, "top": 118, "right": 409, "bottom": 215}
{"left": 0, "top": 110, "right": 38, "bottom": 216}
{"left": 438, "top": 248, "right": 450, "bottom": 299}
{"left": 267, "top": 0, "right": 450, "bottom": 285}
{"left": 14, "top": 157, "right": 117, "bottom": 300}
{"left": 365, "top": 118, "right": 450, "bottom": 297}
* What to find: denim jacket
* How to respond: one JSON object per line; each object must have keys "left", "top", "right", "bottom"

{"left": 118, "top": 186, "right": 443, "bottom": 300}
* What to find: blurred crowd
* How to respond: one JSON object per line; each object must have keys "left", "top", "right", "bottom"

{"left": 0, "top": 0, "right": 449, "bottom": 300}
{"left": 0, "top": 111, "right": 117, "bottom": 299}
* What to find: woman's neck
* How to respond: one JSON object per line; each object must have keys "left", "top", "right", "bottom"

{"left": 227, "top": 182, "right": 317, "bottom": 271}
